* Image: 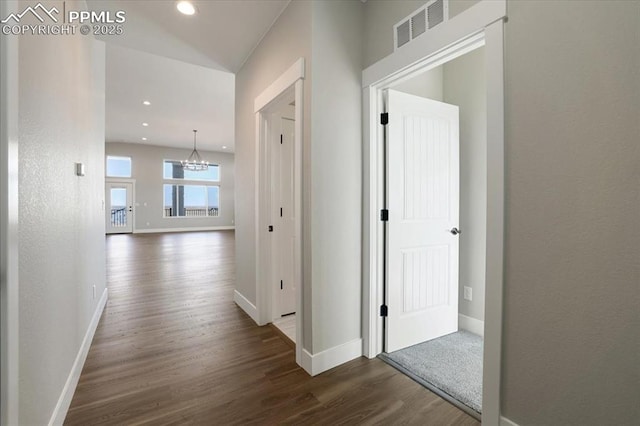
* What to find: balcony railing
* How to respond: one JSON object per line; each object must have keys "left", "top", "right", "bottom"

{"left": 111, "top": 207, "right": 127, "bottom": 227}
{"left": 164, "top": 207, "right": 219, "bottom": 217}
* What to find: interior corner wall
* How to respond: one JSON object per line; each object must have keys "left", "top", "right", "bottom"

{"left": 443, "top": 47, "right": 486, "bottom": 323}
{"left": 17, "top": 7, "right": 107, "bottom": 425}
{"left": 310, "top": 0, "right": 364, "bottom": 354}
{"left": 502, "top": 1, "right": 640, "bottom": 424}
{"left": 363, "top": 0, "right": 480, "bottom": 68}
{"left": 234, "top": 0, "right": 312, "bottom": 338}
{"left": 105, "top": 142, "right": 235, "bottom": 231}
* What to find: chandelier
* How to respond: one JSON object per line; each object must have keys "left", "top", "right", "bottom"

{"left": 181, "top": 129, "right": 209, "bottom": 171}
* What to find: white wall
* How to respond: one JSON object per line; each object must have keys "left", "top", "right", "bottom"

{"left": 443, "top": 47, "right": 486, "bottom": 323}
{"left": 501, "top": 1, "right": 640, "bottom": 424}
{"left": 234, "top": 0, "right": 312, "bottom": 331}
{"left": 17, "top": 1, "right": 107, "bottom": 423}
{"left": 393, "top": 66, "right": 443, "bottom": 100}
{"left": 106, "top": 142, "right": 235, "bottom": 231}
{"left": 310, "top": 0, "right": 363, "bottom": 353}
{"left": 0, "top": 0, "right": 20, "bottom": 423}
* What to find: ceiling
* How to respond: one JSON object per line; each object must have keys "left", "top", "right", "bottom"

{"left": 88, "top": 0, "right": 291, "bottom": 153}
{"left": 105, "top": 44, "right": 235, "bottom": 152}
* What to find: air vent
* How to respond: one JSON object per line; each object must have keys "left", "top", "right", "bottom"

{"left": 394, "top": 0, "right": 449, "bottom": 51}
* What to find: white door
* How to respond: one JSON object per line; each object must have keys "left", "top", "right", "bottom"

{"left": 385, "top": 90, "right": 460, "bottom": 352}
{"left": 273, "top": 117, "right": 296, "bottom": 316}
{"left": 106, "top": 182, "right": 133, "bottom": 234}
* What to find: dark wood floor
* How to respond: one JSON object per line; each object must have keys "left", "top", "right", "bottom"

{"left": 65, "top": 231, "right": 479, "bottom": 425}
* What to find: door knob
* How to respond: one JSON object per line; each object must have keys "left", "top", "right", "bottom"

{"left": 450, "top": 227, "right": 461, "bottom": 235}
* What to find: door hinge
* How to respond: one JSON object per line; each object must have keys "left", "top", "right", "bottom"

{"left": 380, "top": 304, "right": 388, "bottom": 317}
{"left": 280, "top": 134, "right": 283, "bottom": 144}
{"left": 268, "top": 225, "right": 273, "bottom": 232}
{"left": 380, "top": 112, "right": 389, "bottom": 126}
{"left": 280, "top": 280, "right": 283, "bottom": 290}
{"left": 380, "top": 209, "right": 389, "bottom": 221}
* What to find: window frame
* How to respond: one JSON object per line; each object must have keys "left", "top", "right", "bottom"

{"left": 162, "top": 159, "right": 221, "bottom": 182}
{"left": 106, "top": 155, "right": 132, "bottom": 178}
{"left": 162, "top": 183, "right": 221, "bottom": 219}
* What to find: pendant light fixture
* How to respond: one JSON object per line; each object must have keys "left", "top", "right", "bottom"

{"left": 182, "top": 130, "right": 209, "bottom": 171}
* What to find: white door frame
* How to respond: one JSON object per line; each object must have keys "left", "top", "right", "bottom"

{"left": 362, "top": 2, "right": 506, "bottom": 424}
{"left": 0, "top": 0, "right": 20, "bottom": 423}
{"left": 254, "top": 58, "right": 305, "bottom": 368}
{"left": 105, "top": 178, "right": 136, "bottom": 234}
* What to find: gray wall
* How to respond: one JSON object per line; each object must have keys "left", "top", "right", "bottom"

{"left": 444, "top": 48, "right": 486, "bottom": 323}
{"left": 310, "top": 0, "right": 363, "bottom": 353}
{"left": 365, "top": 0, "right": 640, "bottom": 424}
{"left": 234, "top": 0, "right": 312, "bottom": 337}
{"left": 502, "top": 1, "right": 639, "bottom": 424}
{"left": 364, "top": 0, "right": 479, "bottom": 68}
{"left": 106, "top": 142, "right": 235, "bottom": 231}
{"left": 235, "top": 0, "right": 363, "bottom": 354}
{"left": 17, "top": 1, "right": 107, "bottom": 423}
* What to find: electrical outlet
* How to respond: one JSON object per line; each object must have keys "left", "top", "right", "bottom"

{"left": 92, "top": 285, "right": 96, "bottom": 300}
{"left": 463, "top": 286, "right": 472, "bottom": 301}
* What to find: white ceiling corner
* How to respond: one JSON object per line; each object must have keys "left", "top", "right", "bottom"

{"left": 88, "top": 0, "right": 291, "bottom": 153}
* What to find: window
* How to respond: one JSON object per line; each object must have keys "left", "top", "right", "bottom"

{"left": 163, "top": 160, "right": 219, "bottom": 182}
{"left": 106, "top": 156, "right": 132, "bottom": 177}
{"left": 163, "top": 184, "right": 219, "bottom": 217}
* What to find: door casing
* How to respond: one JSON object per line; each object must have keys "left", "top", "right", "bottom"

{"left": 254, "top": 58, "right": 305, "bottom": 371}
{"left": 362, "top": 1, "right": 506, "bottom": 423}
{"left": 105, "top": 179, "right": 135, "bottom": 234}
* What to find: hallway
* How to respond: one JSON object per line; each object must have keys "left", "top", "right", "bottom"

{"left": 65, "top": 231, "right": 478, "bottom": 425}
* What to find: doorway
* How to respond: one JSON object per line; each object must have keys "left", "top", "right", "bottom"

{"left": 270, "top": 96, "right": 297, "bottom": 341}
{"left": 254, "top": 58, "right": 305, "bottom": 368}
{"left": 362, "top": 4, "right": 506, "bottom": 423}
{"left": 106, "top": 181, "right": 134, "bottom": 234}
{"left": 379, "top": 45, "right": 487, "bottom": 418}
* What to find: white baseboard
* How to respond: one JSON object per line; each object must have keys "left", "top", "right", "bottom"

{"left": 49, "top": 288, "right": 108, "bottom": 426}
{"left": 500, "top": 416, "right": 520, "bottom": 426}
{"left": 459, "top": 313, "right": 484, "bottom": 337}
{"left": 300, "top": 338, "right": 363, "bottom": 376}
{"left": 233, "top": 290, "right": 259, "bottom": 325}
{"left": 134, "top": 225, "right": 235, "bottom": 234}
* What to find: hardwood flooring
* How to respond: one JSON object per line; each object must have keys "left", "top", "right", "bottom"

{"left": 65, "top": 231, "right": 479, "bottom": 425}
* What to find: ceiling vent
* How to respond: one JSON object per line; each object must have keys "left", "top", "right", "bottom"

{"left": 394, "top": 0, "right": 449, "bottom": 50}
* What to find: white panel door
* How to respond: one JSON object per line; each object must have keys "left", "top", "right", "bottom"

{"left": 273, "top": 117, "right": 296, "bottom": 316}
{"left": 106, "top": 182, "right": 133, "bottom": 234}
{"left": 386, "top": 89, "right": 459, "bottom": 353}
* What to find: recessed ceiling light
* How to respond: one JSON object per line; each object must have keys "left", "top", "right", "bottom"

{"left": 143, "top": 101, "right": 151, "bottom": 106}
{"left": 142, "top": 137, "right": 147, "bottom": 141}
{"left": 142, "top": 122, "right": 149, "bottom": 127}
{"left": 222, "top": 146, "right": 227, "bottom": 149}
{"left": 176, "top": 1, "right": 196, "bottom": 15}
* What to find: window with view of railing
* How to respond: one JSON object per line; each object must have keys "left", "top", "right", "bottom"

{"left": 163, "top": 184, "right": 219, "bottom": 218}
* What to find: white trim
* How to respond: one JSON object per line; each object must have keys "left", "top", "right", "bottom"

{"left": 458, "top": 314, "right": 484, "bottom": 337}
{"left": 500, "top": 416, "right": 520, "bottom": 426}
{"left": 254, "top": 59, "right": 305, "bottom": 369}
{"left": 361, "top": 1, "right": 506, "bottom": 424}
{"left": 300, "top": 339, "right": 363, "bottom": 376}
{"left": 134, "top": 226, "right": 235, "bottom": 234}
{"left": 233, "top": 290, "right": 259, "bottom": 325}
{"left": 1, "top": 1, "right": 20, "bottom": 423}
{"left": 48, "top": 288, "right": 108, "bottom": 426}
{"left": 362, "top": 0, "right": 506, "bottom": 87}
{"left": 254, "top": 58, "right": 305, "bottom": 112}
